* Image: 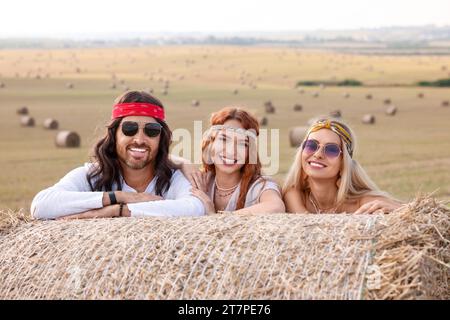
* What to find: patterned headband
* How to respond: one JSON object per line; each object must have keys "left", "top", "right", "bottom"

{"left": 307, "top": 119, "right": 353, "bottom": 157}
{"left": 207, "top": 125, "right": 258, "bottom": 140}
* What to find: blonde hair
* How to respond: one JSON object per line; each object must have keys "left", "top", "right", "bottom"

{"left": 282, "top": 118, "right": 390, "bottom": 206}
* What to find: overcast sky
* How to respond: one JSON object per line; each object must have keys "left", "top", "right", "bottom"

{"left": 1, "top": 0, "right": 449, "bottom": 37}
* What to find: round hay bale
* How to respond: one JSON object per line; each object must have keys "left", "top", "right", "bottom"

{"left": 312, "top": 92, "right": 319, "bottom": 98}
{"left": 259, "top": 116, "right": 268, "bottom": 126}
{"left": 289, "top": 126, "right": 308, "bottom": 147}
{"left": 0, "top": 82, "right": 5, "bottom": 88}
{"left": 264, "top": 101, "right": 275, "bottom": 114}
{"left": 191, "top": 100, "right": 200, "bottom": 107}
{"left": 20, "top": 116, "right": 35, "bottom": 127}
{"left": 66, "top": 83, "right": 74, "bottom": 89}
{"left": 298, "top": 88, "right": 305, "bottom": 94}
{"left": 16, "top": 106, "right": 29, "bottom": 115}
{"left": 366, "top": 94, "right": 373, "bottom": 100}
{"left": 383, "top": 98, "right": 392, "bottom": 105}
{"left": 162, "top": 89, "right": 168, "bottom": 96}
{"left": 0, "top": 197, "right": 447, "bottom": 300}
{"left": 109, "top": 83, "right": 116, "bottom": 89}
{"left": 441, "top": 100, "right": 449, "bottom": 107}
{"left": 293, "top": 104, "right": 303, "bottom": 112}
{"left": 362, "top": 114, "right": 376, "bottom": 124}
{"left": 233, "top": 89, "right": 239, "bottom": 95}
{"left": 146, "top": 88, "right": 154, "bottom": 94}
{"left": 418, "top": 92, "right": 424, "bottom": 98}
{"left": 43, "top": 118, "right": 59, "bottom": 130}
{"left": 343, "top": 93, "right": 350, "bottom": 98}
{"left": 329, "top": 110, "right": 341, "bottom": 118}
{"left": 385, "top": 106, "right": 397, "bottom": 116}
{"left": 55, "top": 131, "right": 81, "bottom": 148}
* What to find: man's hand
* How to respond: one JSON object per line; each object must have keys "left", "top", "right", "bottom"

{"left": 58, "top": 204, "right": 122, "bottom": 220}
{"left": 116, "top": 191, "right": 163, "bottom": 204}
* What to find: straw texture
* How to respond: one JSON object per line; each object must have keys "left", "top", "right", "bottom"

{"left": 0, "top": 196, "right": 448, "bottom": 300}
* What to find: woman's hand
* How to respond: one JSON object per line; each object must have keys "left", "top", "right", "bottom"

{"left": 180, "top": 164, "right": 204, "bottom": 189}
{"left": 191, "top": 188, "right": 216, "bottom": 215}
{"left": 189, "top": 171, "right": 210, "bottom": 193}
{"left": 355, "top": 198, "right": 403, "bottom": 214}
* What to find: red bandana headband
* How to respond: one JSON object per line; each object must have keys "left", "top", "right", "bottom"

{"left": 112, "top": 102, "right": 165, "bottom": 121}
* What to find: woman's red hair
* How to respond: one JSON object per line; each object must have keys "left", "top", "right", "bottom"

{"left": 202, "top": 107, "right": 261, "bottom": 210}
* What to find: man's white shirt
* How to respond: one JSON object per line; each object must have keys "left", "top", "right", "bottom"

{"left": 31, "top": 163, "right": 205, "bottom": 219}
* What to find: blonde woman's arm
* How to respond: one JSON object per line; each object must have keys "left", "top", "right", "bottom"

{"left": 283, "top": 187, "right": 309, "bottom": 213}
{"left": 355, "top": 195, "right": 404, "bottom": 214}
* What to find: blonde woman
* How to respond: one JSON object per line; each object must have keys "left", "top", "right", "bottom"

{"left": 283, "top": 118, "right": 403, "bottom": 214}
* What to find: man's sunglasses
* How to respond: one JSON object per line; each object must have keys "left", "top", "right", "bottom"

{"left": 121, "top": 121, "right": 162, "bottom": 138}
{"left": 302, "top": 139, "right": 342, "bottom": 158}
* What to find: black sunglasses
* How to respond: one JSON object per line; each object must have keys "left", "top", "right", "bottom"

{"left": 302, "top": 139, "right": 342, "bottom": 158}
{"left": 121, "top": 121, "right": 162, "bottom": 138}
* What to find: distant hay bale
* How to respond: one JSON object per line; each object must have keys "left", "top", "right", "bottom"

{"left": 264, "top": 101, "right": 275, "bottom": 114}
{"left": 259, "top": 116, "right": 268, "bottom": 126}
{"left": 293, "top": 104, "right": 303, "bottom": 112}
{"left": 20, "top": 116, "right": 35, "bottom": 127}
{"left": 366, "top": 94, "right": 373, "bottom": 100}
{"left": 66, "top": 83, "right": 74, "bottom": 89}
{"left": 0, "top": 197, "right": 447, "bottom": 300}
{"left": 385, "top": 106, "right": 397, "bottom": 116}
{"left": 55, "top": 131, "right": 80, "bottom": 148}
{"left": 329, "top": 110, "right": 341, "bottom": 118}
{"left": 362, "top": 114, "right": 376, "bottom": 124}
{"left": 298, "top": 88, "right": 305, "bottom": 94}
{"left": 233, "top": 89, "right": 239, "bottom": 95}
{"left": 418, "top": 93, "right": 425, "bottom": 99}
{"left": 146, "top": 88, "right": 153, "bottom": 94}
{"left": 43, "top": 118, "right": 59, "bottom": 130}
{"left": 0, "top": 82, "right": 5, "bottom": 88}
{"left": 312, "top": 92, "right": 319, "bottom": 98}
{"left": 191, "top": 100, "right": 200, "bottom": 107}
{"left": 162, "top": 89, "right": 168, "bottom": 96}
{"left": 289, "top": 126, "right": 308, "bottom": 147}
{"left": 109, "top": 83, "right": 116, "bottom": 89}
{"left": 383, "top": 98, "right": 392, "bottom": 105}
{"left": 16, "top": 106, "right": 29, "bottom": 115}
{"left": 343, "top": 93, "right": 350, "bottom": 98}
{"left": 442, "top": 100, "right": 449, "bottom": 107}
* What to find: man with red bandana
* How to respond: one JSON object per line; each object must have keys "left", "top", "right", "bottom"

{"left": 31, "top": 91, "right": 205, "bottom": 219}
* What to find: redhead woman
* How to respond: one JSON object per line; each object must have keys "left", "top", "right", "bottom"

{"left": 180, "top": 107, "right": 285, "bottom": 214}
{"left": 283, "top": 118, "right": 403, "bottom": 214}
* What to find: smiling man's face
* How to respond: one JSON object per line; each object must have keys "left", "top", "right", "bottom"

{"left": 115, "top": 116, "right": 161, "bottom": 170}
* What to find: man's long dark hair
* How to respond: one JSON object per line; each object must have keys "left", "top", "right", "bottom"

{"left": 87, "top": 91, "right": 175, "bottom": 195}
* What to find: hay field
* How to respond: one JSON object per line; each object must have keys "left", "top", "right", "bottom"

{"left": 0, "top": 46, "right": 449, "bottom": 211}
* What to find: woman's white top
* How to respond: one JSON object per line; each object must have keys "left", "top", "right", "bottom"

{"left": 208, "top": 175, "right": 281, "bottom": 211}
